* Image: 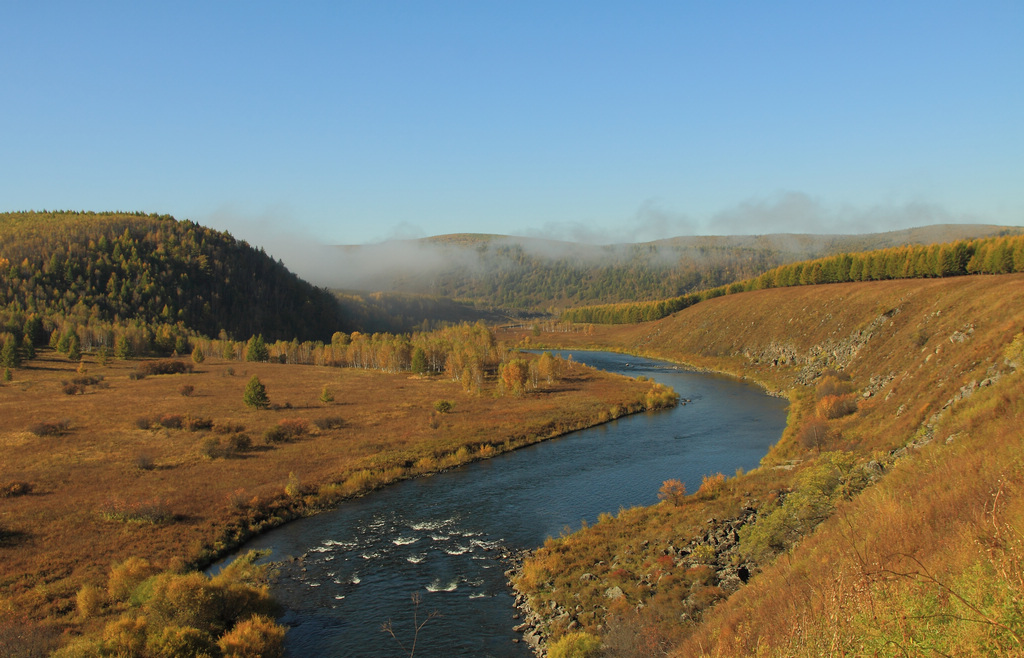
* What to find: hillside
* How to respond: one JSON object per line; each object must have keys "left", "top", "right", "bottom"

{"left": 506, "top": 273, "right": 1024, "bottom": 655}
{"left": 330, "top": 225, "right": 1022, "bottom": 310}
{"left": 0, "top": 211, "right": 351, "bottom": 348}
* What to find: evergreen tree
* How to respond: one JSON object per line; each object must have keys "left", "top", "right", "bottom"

{"left": 245, "top": 335, "right": 269, "bottom": 362}
{"left": 411, "top": 347, "right": 427, "bottom": 375}
{"left": 21, "top": 334, "right": 35, "bottom": 360}
{"left": 67, "top": 334, "right": 81, "bottom": 361}
{"left": 192, "top": 344, "right": 205, "bottom": 364}
{"left": 115, "top": 335, "right": 132, "bottom": 359}
{"left": 243, "top": 375, "right": 270, "bottom": 409}
{"left": 1, "top": 339, "right": 20, "bottom": 369}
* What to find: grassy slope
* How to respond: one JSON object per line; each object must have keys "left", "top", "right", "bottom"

{"left": 0, "top": 351, "right": 659, "bottom": 650}
{"left": 505, "top": 273, "right": 1024, "bottom": 654}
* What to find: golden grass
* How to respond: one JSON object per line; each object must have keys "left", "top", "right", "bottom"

{"left": 0, "top": 350, "right": 655, "bottom": 639}
{"left": 507, "top": 273, "right": 1024, "bottom": 654}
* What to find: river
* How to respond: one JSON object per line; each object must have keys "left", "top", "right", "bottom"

{"left": 214, "top": 351, "right": 788, "bottom": 657}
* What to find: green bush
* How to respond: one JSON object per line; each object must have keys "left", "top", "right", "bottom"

{"left": 548, "top": 631, "right": 602, "bottom": 658}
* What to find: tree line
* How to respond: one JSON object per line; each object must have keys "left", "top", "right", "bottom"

{"left": 561, "top": 234, "right": 1024, "bottom": 325}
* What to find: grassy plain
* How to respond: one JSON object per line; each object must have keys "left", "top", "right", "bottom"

{"left": 0, "top": 350, "right": 657, "bottom": 649}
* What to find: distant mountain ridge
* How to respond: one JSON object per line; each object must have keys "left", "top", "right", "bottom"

{"left": 332, "top": 224, "right": 1023, "bottom": 310}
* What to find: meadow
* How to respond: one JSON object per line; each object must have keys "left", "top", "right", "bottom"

{"left": 0, "top": 349, "right": 658, "bottom": 652}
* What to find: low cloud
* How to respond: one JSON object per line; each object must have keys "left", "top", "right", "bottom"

{"left": 706, "top": 192, "right": 985, "bottom": 236}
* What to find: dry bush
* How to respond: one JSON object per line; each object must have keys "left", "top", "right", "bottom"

{"left": 815, "top": 372, "right": 853, "bottom": 399}
{"left": 264, "top": 418, "right": 308, "bottom": 444}
{"left": 214, "top": 421, "right": 246, "bottom": 435}
{"left": 28, "top": 419, "right": 70, "bottom": 436}
{"left": 100, "top": 498, "right": 175, "bottom": 524}
{"left": 217, "top": 614, "right": 286, "bottom": 658}
{"left": 75, "top": 583, "right": 106, "bottom": 618}
{"left": 184, "top": 415, "right": 213, "bottom": 432}
{"left": 0, "top": 481, "right": 33, "bottom": 497}
{"left": 816, "top": 394, "right": 858, "bottom": 419}
{"left": 179, "top": 384, "right": 195, "bottom": 397}
{"left": 227, "top": 433, "right": 252, "bottom": 453}
{"left": 696, "top": 472, "right": 726, "bottom": 499}
{"left": 134, "top": 453, "right": 156, "bottom": 471}
{"left": 158, "top": 414, "right": 184, "bottom": 430}
{"left": 313, "top": 416, "right": 344, "bottom": 430}
{"left": 107, "top": 557, "right": 161, "bottom": 601}
{"left": 799, "top": 417, "right": 833, "bottom": 450}
{"left": 137, "top": 360, "right": 193, "bottom": 376}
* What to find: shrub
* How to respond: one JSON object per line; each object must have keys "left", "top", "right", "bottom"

{"left": 644, "top": 383, "right": 680, "bottom": 410}
{"left": 191, "top": 345, "right": 205, "bottom": 364}
{"left": 134, "top": 453, "right": 156, "bottom": 471}
{"left": 107, "top": 557, "right": 161, "bottom": 601}
{"left": 284, "top": 472, "right": 302, "bottom": 498}
{"left": 217, "top": 615, "right": 286, "bottom": 658}
{"left": 433, "top": 399, "right": 454, "bottom": 414}
{"left": 179, "top": 384, "right": 195, "bottom": 397}
{"left": 548, "top": 631, "right": 602, "bottom": 658}
{"left": 137, "top": 360, "right": 194, "bottom": 376}
{"left": 29, "top": 419, "right": 71, "bottom": 436}
{"left": 159, "top": 414, "right": 184, "bottom": 430}
{"left": 696, "top": 472, "right": 726, "bottom": 499}
{"left": 799, "top": 417, "right": 833, "bottom": 450}
{"left": 76, "top": 584, "right": 106, "bottom": 618}
{"left": 816, "top": 394, "right": 858, "bottom": 420}
{"left": 145, "top": 625, "right": 218, "bottom": 658}
{"left": 319, "top": 385, "right": 334, "bottom": 404}
{"left": 277, "top": 418, "right": 308, "bottom": 438}
{"left": 658, "top": 479, "right": 686, "bottom": 505}
{"left": 816, "top": 373, "right": 853, "bottom": 399}
{"left": 128, "top": 371, "right": 146, "bottom": 381}
{"left": 101, "top": 497, "right": 175, "bottom": 524}
{"left": 263, "top": 426, "right": 288, "bottom": 444}
{"left": 200, "top": 437, "right": 224, "bottom": 460}
{"left": 0, "top": 481, "right": 33, "bottom": 497}
{"left": 184, "top": 415, "right": 213, "bottom": 431}
{"left": 313, "top": 416, "right": 344, "bottom": 430}
{"left": 227, "top": 433, "right": 252, "bottom": 453}
{"left": 214, "top": 421, "right": 246, "bottom": 434}
{"left": 62, "top": 382, "right": 84, "bottom": 395}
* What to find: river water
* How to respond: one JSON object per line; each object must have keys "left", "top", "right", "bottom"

{"left": 215, "top": 351, "right": 787, "bottom": 657}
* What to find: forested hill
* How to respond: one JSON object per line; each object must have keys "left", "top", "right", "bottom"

{"left": 0, "top": 211, "right": 351, "bottom": 348}
{"left": 333, "top": 225, "right": 1022, "bottom": 310}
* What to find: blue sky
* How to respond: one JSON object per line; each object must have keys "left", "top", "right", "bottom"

{"left": 2, "top": 2, "right": 1021, "bottom": 250}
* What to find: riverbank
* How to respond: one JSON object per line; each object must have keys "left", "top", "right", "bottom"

{"left": 0, "top": 350, "right": 668, "bottom": 653}
{"left": 503, "top": 275, "right": 1024, "bottom": 655}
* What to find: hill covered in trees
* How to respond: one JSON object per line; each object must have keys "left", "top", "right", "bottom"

{"left": 330, "top": 225, "right": 1022, "bottom": 311}
{"left": 0, "top": 211, "right": 352, "bottom": 354}
{"left": 563, "top": 232, "right": 1024, "bottom": 324}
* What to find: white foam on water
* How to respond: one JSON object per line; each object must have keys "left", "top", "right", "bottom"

{"left": 393, "top": 536, "right": 419, "bottom": 546}
{"left": 406, "top": 555, "right": 426, "bottom": 564}
{"left": 430, "top": 534, "right": 450, "bottom": 542}
{"left": 425, "top": 579, "right": 458, "bottom": 593}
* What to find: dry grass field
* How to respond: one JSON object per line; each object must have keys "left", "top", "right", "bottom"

{"left": 506, "top": 273, "right": 1024, "bottom": 655}
{"left": 0, "top": 350, "right": 656, "bottom": 647}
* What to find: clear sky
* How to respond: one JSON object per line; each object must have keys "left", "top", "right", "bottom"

{"left": 2, "top": 2, "right": 1021, "bottom": 250}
